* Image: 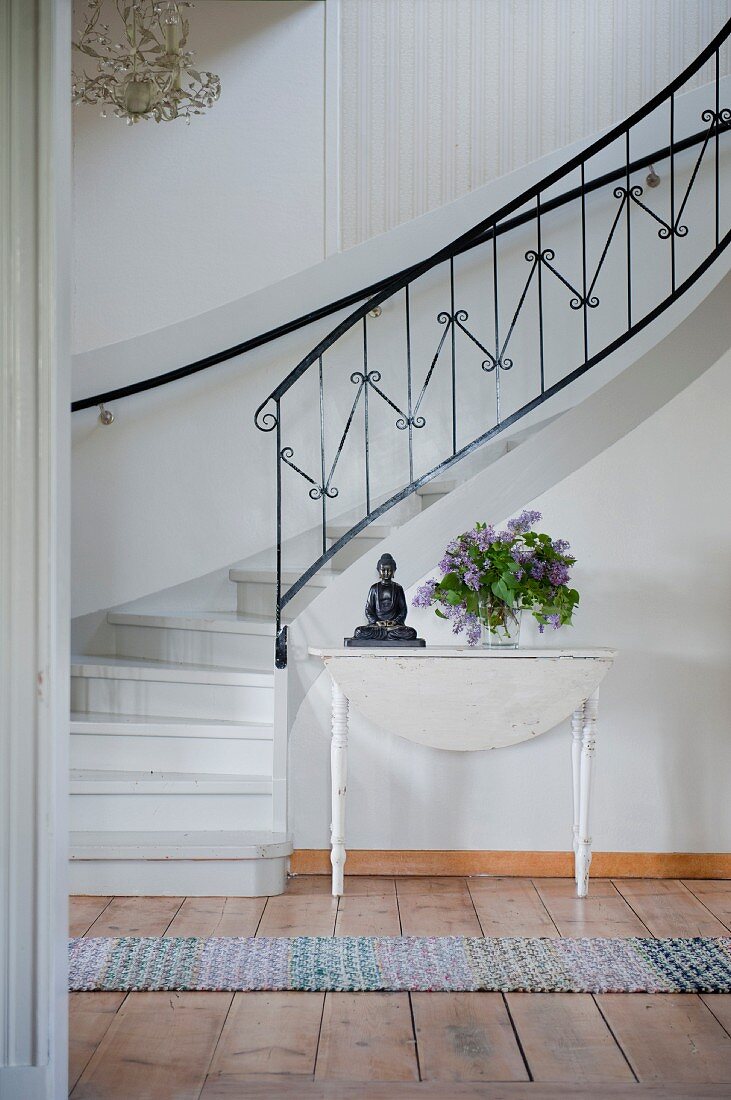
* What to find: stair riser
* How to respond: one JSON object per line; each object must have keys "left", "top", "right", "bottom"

{"left": 70, "top": 792, "right": 273, "bottom": 832}
{"left": 68, "top": 855, "right": 288, "bottom": 896}
{"left": 417, "top": 490, "right": 450, "bottom": 510}
{"left": 71, "top": 677, "right": 273, "bottom": 723}
{"left": 235, "top": 580, "right": 321, "bottom": 617}
{"left": 113, "top": 623, "right": 273, "bottom": 670}
{"left": 327, "top": 534, "right": 385, "bottom": 571}
{"left": 70, "top": 733, "right": 273, "bottom": 775}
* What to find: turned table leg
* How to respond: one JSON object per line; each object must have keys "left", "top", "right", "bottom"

{"left": 575, "top": 688, "right": 599, "bottom": 898}
{"left": 330, "top": 679, "right": 349, "bottom": 896}
{"left": 570, "top": 702, "right": 584, "bottom": 871}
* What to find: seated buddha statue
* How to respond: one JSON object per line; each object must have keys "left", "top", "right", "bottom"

{"left": 346, "top": 553, "right": 425, "bottom": 647}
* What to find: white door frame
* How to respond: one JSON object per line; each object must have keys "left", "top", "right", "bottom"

{"left": 0, "top": 1, "right": 71, "bottom": 1097}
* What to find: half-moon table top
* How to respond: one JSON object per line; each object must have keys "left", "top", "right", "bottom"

{"left": 309, "top": 646, "right": 616, "bottom": 751}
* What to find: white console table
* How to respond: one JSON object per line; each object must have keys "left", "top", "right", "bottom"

{"left": 309, "top": 647, "right": 615, "bottom": 899}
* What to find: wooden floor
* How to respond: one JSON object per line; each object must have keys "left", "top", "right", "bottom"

{"left": 69, "top": 876, "right": 731, "bottom": 1099}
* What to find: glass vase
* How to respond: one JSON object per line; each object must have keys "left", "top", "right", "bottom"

{"left": 477, "top": 594, "right": 523, "bottom": 648}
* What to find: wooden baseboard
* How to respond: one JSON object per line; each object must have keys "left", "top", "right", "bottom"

{"left": 290, "top": 849, "right": 731, "bottom": 878}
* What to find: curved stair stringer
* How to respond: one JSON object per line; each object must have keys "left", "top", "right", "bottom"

{"left": 283, "top": 269, "right": 731, "bottom": 842}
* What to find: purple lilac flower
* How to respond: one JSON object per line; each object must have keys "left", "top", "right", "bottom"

{"left": 496, "top": 529, "right": 513, "bottom": 543}
{"left": 552, "top": 538, "right": 571, "bottom": 554}
{"left": 511, "top": 548, "right": 532, "bottom": 565}
{"left": 474, "top": 526, "right": 497, "bottom": 552}
{"left": 412, "top": 578, "right": 438, "bottom": 608}
{"left": 506, "top": 509, "right": 542, "bottom": 534}
{"left": 530, "top": 560, "right": 545, "bottom": 580}
{"left": 513, "top": 568, "right": 524, "bottom": 581}
{"left": 548, "top": 562, "right": 570, "bottom": 587}
{"left": 464, "top": 566, "right": 481, "bottom": 592}
{"left": 547, "top": 613, "right": 561, "bottom": 629}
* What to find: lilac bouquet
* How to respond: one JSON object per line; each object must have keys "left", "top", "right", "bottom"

{"left": 413, "top": 510, "right": 579, "bottom": 645}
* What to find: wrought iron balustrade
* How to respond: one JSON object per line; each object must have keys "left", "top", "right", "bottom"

{"left": 254, "top": 22, "right": 731, "bottom": 668}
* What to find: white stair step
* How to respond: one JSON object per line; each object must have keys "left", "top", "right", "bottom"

{"left": 326, "top": 522, "right": 395, "bottom": 541}
{"left": 70, "top": 711, "right": 272, "bottom": 739}
{"left": 107, "top": 609, "right": 277, "bottom": 635}
{"left": 230, "top": 567, "right": 339, "bottom": 616}
{"left": 71, "top": 656, "right": 274, "bottom": 723}
{"left": 326, "top": 524, "right": 396, "bottom": 570}
{"left": 68, "top": 830, "right": 292, "bottom": 896}
{"left": 70, "top": 714, "right": 274, "bottom": 774}
{"left": 70, "top": 769, "right": 272, "bottom": 795}
{"left": 71, "top": 655, "right": 272, "bottom": 686}
{"left": 69, "top": 828, "right": 292, "bottom": 860}
{"left": 107, "top": 610, "right": 276, "bottom": 669}
{"left": 69, "top": 769, "right": 274, "bottom": 832}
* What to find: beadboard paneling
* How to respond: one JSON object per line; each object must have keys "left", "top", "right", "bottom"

{"left": 339, "top": 0, "right": 731, "bottom": 249}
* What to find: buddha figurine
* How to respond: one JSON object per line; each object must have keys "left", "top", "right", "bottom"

{"left": 345, "top": 553, "right": 425, "bottom": 647}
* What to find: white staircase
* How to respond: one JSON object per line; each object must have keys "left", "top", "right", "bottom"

{"left": 68, "top": 426, "right": 535, "bottom": 895}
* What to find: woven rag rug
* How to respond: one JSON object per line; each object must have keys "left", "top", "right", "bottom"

{"left": 69, "top": 935, "right": 731, "bottom": 993}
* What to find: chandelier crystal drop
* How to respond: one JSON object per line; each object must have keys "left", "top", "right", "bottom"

{"left": 72, "top": 1, "right": 221, "bottom": 124}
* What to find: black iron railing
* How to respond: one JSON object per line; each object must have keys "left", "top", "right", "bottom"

{"left": 255, "top": 20, "right": 731, "bottom": 668}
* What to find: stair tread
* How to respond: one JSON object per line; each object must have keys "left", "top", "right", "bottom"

{"left": 326, "top": 523, "right": 395, "bottom": 540}
{"left": 107, "top": 608, "right": 278, "bottom": 635}
{"left": 70, "top": 711, "right": 273, "bottom": 734}
{"left": 71, "top": 768, "right": 271, "bottom": 783}
{"left": 229, "top": 567, "right": 339, "bottom": 586}
{"left": 69, "top": 829, "right": 293, "bottom": 859}
{"left": 71, "top": 654, "right": 273, "bottom": 684}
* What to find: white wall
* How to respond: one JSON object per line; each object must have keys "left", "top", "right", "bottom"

{"left": 72, "top": 0, "right": 326, "bottom": 352}
{"left": 290, "top": 324, "right": 731, "bottom": 853}
{"left": 340, "top": 0, "right": 731, "bottom": 247}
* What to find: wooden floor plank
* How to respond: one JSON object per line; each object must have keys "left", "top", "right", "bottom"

{"left": 335, "top": 893, "right": 401, "bottom": 936}
{"left": 85, "top": 895, "right": 183, "bottom": 937}
{"left": 68, "top": 992, "right": 126, "bottom": 1092}
{"left": 535, "top": 879, "right": 650, "bottom": 937}
{"left": 395, "top": 876, "right": 471, "bottom": 898}
{"left": 701, "top": 995, "right": 731, "bottom": 1038}
{"left": 468, "top": 878, "right": 559, "bottom": 937}
{"left": 70, "top": 896, "right": 112, "bottom": 937}
{"left": 505, "top": 992, "right": 635, "bottom": 1083}
{"left": 285, "top": 875, "right": 396, "bottom": 896}
{"left": 207, "top": 991, "right": 325, "bottom": 1079}
{"left": 315, "top": 993, "right": 418, "bottom": 1081}
{"left": 597, "top": 994, "right": 731, "bottom": 1083}
{"left": 613, "top": 880, "right": 729, "bottom": 937}
{"left": 683, "top": 881, "right": 731, "bottom": 931}
{"left": 256, "top": 893, "right": 338, "bottom": 937}
{"left": 164, "top": 896, "right": 266, "bottom": 938}
{"left": 411, "top": 991, "right": 528, "bottom": 1082}
{"left": 398, "top": 891, "right": 482, "bottom": 936}
{"left": 71, "top": 991, "right": 232, "bottom": 1100}
{"left": 199, "top": 1080, "right": 731, "bottom": 1099}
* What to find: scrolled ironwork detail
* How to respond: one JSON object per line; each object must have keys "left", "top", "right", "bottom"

{"left": 254, "top": 398, "right": 278, "bottom": 432}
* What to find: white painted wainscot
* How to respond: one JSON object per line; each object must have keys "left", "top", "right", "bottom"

{"left": 309, "top": 647, "right": 615, "bottom": 899}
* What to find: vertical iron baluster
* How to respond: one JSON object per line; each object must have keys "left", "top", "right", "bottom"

{"left": 492, "top": 220, "right": 501, "bottom": 425}
{"left": 405, "top": 284, "right": 414, "bottom": 485}
{"left": 625, "top": 129, "right": 632, "bottom": 330}
{"left": 536, "top": 191, "right": 545, "bottom": 393}
{"left": 275, "top": 400, "right": 283, "bottom": 666}
{"left": 362, "top": 317, "right": 370, "bottom": 515}
{"left": 715, "top": 48, "right": 720, "bottom": 248}
{"left": 670, "top": 92, "right": 676, "bottom": 293}
{"left": 449, "top": 256, "right": 457, "bottom": 453}
{"left": 580, "top": 160, "right": 589, "bottom": 365}
{"left": 318, "top": 356, "right": 327, "bottom": 555}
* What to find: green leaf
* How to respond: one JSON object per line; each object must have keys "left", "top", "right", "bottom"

{"left": 435, "top": 607, "right": 447, "bottom": 620}
{"left": 439, "top": 572, "right": 461, "bottom": 591}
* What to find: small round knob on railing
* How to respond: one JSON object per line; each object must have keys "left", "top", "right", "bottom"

{"left": 98, "top": 404, "right": 115, "bottom": 425}
{"left": 369, "top": 306, "right": 383, "bottom": 318}
{"left": 645, "top": 164, "right": 661, "bottom": 188}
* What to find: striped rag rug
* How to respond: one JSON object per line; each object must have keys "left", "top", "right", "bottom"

{"left": 69, "top": 935, "right": 731, "bottom": 993}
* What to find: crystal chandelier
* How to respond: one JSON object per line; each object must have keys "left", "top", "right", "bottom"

{"left": 72, "top": 1, "right": 221, "bottom": 124}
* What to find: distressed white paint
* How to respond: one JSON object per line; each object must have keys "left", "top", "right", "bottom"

{"left": 315, "top": 651, "right": 611, "bottom": 895}
{"left": 0, "top": 0, "right": 70, "bottom": 1094}
{"left": 311, "top": 648, "right": 614, "bottom": 750}
{"left": 339, "top": 0, "right": 731, "bottom": 247}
